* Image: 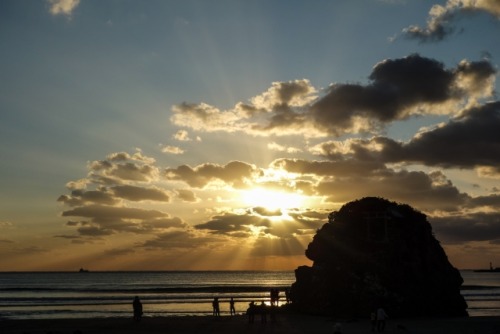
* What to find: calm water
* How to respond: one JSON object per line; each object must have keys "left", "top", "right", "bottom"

{"left": 0, "top": 270, "right": 498, "bottom": 319}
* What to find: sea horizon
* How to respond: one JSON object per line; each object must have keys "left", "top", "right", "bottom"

{"left": 1, "top": 270, "right": 499, "bottom": 319}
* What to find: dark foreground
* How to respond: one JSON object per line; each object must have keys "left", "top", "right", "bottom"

{"left": 1, "top": 314, "right": 500, "bottom": 334}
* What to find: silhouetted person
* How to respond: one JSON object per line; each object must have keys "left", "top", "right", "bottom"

{"left": 285, "top": 288, "right": 290, "bottom": 304}
{"left": 376, "top": 307, "right": 388, "bottom": 332}
{"left": 132, "top": 296, "right": 142, "bottom": 322}
{"left": 270, "top": 288, "right": 280, "bottom": 306}
{"left": 259, "top": 301, "right": 267, "bottom": 324}
{"left": 229, "top": 297, "right": 236, "bottom": 315}
{"left": 247, "top": 301, "right": 255, "bottom": 323}
{"left": 212, "top": 297, "right": 220, "bottom": 317}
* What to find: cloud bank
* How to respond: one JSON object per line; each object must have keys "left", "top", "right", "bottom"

{"left": 56, "top": 52, "right": 500, "bottom": 269}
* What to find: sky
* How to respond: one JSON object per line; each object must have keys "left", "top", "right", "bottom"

{"left": 1, "top": 0, "right": 500, "bottom": 271}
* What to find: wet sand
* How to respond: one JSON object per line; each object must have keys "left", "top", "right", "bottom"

{"left": 1, "top": 314, "right": 499, "bottom": 334}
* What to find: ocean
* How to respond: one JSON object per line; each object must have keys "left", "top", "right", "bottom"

{"left": 0, "top": 270, "right": 498, "bottom": 319}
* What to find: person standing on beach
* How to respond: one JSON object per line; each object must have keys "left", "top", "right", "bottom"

{"left": 132, "top": 296, "right": 143, "bottom": 322}
{"left": 212, "top": 297, "right": 220, "bottom": 317}
{"left": 247, "top": 301, "right": 255, "bottom": 323}
{"left": 376, "top": 307, "right": 388, "bottom": 332}
{"left": 229, "top": 297, "right": 236, "bottom": 315}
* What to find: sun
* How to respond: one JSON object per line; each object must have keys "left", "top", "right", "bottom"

{"left": 240, "top": 188, "right": 307, "bottom": 211}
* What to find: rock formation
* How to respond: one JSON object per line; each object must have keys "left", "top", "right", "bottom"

{"left": 290, "top": 197, "right": 467, "bottom": 317}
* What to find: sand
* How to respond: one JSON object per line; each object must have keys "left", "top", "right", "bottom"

{"left": 1, "top": 314, "right": 499, "bottom": 334}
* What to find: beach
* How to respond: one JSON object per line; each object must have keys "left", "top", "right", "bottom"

{"left": 1, "top": 314, "right": 500, "bottom": 334}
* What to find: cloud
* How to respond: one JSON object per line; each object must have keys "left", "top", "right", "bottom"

{"left": 173, "top": 130, "right": 192, "bottom": 141}
{"left": 195, "top": 212, "right": 271, "bottom": 237}
{"left": 57, "top": 185, "right": 170, "bottom": 206}
{"left": 402, "top": 0, "right": 500, "bottom": 42}
{"left": 161, "top": 145, "right": 185, "bottom": 155}
{"left": 175, "top": 189, "right": 199, "bottom": 202}
{"left": 432, "top": 212, "right": 500, "bottom": 244}
{"left": 57, "top": 189, "right": 119, "bottom": 207}
{"left": 311, "top": 101, "right": 500, "bottom": 171}
{"left": 383, "top": 101, "right": 500, "bottom": 169}
{"left": 62, "top": 204, "right": 168, "bottom": 220}
{"left": 268, "top": 142, "right": 302, "bottom": 153}
{"left": 60, "top": 212, "right": 186, "bottom": 239}
{"left": 171, "top": 55, "right": 495, "bottom": 138}
{"left": 273, "top": 158, "right": 468, "bottom": 212}
{"left": 111, "top": 185, "right": 170, "bottom": 202}
{"left": 310, "top": 56, "right": 495, "bottom": 135}
{"left": 249, "top": 79, "right": 317, "bottom": 110}
{"left": 164, "top": 161, "right": 262, "bottom": 188}
{"left": 252, "top": 207, "right": 283, "bottom": 217}
{"left": 47, "top": 0, "right": 80, "bottom": 17}
{"left": 87, "top": 151, "right": 159, "bottom": 184}
{"left": 195, "top": 208, "right": 324, "bottom": 242}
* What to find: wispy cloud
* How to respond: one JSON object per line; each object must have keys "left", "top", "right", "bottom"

{"left": 47, "top": 0, "right": 80, "bottom": 17}
{"left": 161, "top": 145, "right": 185, "bottom": 155}
{"left": 401, "top": 0, "right": 500, "bottom": 42}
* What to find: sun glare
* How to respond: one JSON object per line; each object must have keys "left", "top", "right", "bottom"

{"left": 241, "top": 188, "right": 306, "bottom": 211}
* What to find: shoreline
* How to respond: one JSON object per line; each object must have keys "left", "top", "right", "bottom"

{"left": 1, "top": 314, "right": 500, "bottom": 334}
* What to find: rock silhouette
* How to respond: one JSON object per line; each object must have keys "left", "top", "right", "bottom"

{"left": 290, "top": 197, "right": 467, "bottom": 317}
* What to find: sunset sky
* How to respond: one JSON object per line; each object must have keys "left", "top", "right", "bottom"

{"left": 1, "top": 0, "right": 500, "bottom": 271}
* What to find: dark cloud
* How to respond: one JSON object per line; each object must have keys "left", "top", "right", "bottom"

{"left": 142, "top": 217, "right": 186, "bottom": 229}
{"left": 252, "top": 207, "right": 283, "bottom": 217}
{"left": 402, "top": 0, "right": 500, "bottom": 43}
{"left": 60, "top": 215, "right": 186, "bottom": 240}
{"left": 54, "top": 234, "right": 96, "bottom": 244}
{"left": 57, "top": 189, "right": 118, "bottom": 207}
{"left": 88, "top": 152, "right": 159, "bottom": 184}
{"left": 273, "top": 158, "right": 468, "bottom": 212}
{"left": 195, "top": 212, "right": 271, "bottom": 236}
{"left": 431, "top": 212, "right": 500, "bottom": 244}
{"left": 111, "top": 185, "right": 170, "bottom": 202}
{"left": 272, "top": 158, "right": 386, "bottom": 177}
{"left": 171, "top": 55, "right": 495, "bottom": 138}
{"left": 175, "top": 189, "right": 199, "bottom": 202}
{"left": 317, "top": 169, "right": 468, "bottom": 212}
{"left": 195, "top": 209, "right": 325, "bottom": 244}
{"left": 164, "top": 161, "right": 262, "bottom": 188}
{"left": 387, "top": 101, "right": 500, "bottom": 169}
{"left": 309, "top": 100, "right": 500, "bottom": 171}
{"left": 335, "top": 101, "right": 500, "bottom": 170}
{"left": 77, "top": 225, "right": 114, "bottom": 237}
{"left": 62, "top": 204, "right": 168, "bottom": 220}
{"left": 287, "top": 209, "right": 330, "bottom": 228}
{"left": 310, "top": 55, "right": 494, "bottom": 136}
{"left": 107, "top": 163, "right": 158, "bottom": 182}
